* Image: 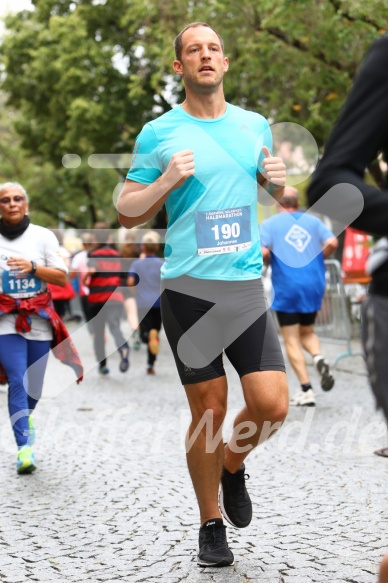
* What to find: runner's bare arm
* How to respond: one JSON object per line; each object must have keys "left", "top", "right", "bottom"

{"left": 127, "top": 275, "right": 137, "bottom": 287}
{"left": 117, "top": 150, "right": 195, "bottom": 228}
{"left": 322, "top": 236, "right": 338, "bottom": 258}
{"left": 261, "top": 246, "right": 271, "bottom": 266}
{"left": 82, "top": 267, "right": 95, "bottom": 286}
{"left": 117, "top": 179, "right": 168, "bottom": 228}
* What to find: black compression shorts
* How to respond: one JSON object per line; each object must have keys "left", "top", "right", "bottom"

{"left": 161, "top": 276, "right": 285, "bottom": 385}
{"left": 276, "top": 311, "right": 317, "bottom": 327}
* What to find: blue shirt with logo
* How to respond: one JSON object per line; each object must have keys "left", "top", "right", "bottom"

{"left": 127, "top": 104, "right": 272, "bottom": 281}
{"left": 260, "top": 211, "right": 334, "bottom": 312}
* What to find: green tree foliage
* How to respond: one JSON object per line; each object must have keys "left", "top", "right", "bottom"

{"left": 0, "top": 0, "right": 386, "bottom": 225}
{"left": 0, "top": 93, "right": 64, "bottom": 226}
{"left": 0, "top": 94, "right": 118, "bottom": 227}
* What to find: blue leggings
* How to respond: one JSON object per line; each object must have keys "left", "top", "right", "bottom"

{"left": 0, "top": 334, "right": 51, "bottom": 447}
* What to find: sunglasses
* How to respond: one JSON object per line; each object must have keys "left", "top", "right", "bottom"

{"left": 0, "top": 196, "right": 26, "bottom": 205}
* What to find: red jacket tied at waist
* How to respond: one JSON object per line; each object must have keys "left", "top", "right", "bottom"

{"left": 0, "top": 291, "right": 83, "bottom": 384}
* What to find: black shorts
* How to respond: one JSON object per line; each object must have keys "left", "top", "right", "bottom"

{"left": 276, "top": 311, "right": 317, "bottom": 327}
{"left": 161, "top": 276, "right": 285, "bottom": 385}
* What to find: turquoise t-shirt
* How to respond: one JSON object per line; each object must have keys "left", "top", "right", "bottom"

{"left": 127, "top": 103, "right": 272, "bottom": 281}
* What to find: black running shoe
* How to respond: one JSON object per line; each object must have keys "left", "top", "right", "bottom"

{"left": 219, "top": 464, "right": 252, "bottom": 528}
{"left": 119, "top": 346, "right": 130, "bottom": 373}
{"left": 197, "top": 518, "right": 234, "bottom": 567}
{"left": 316, "top": 358, "right": 334, "bottom": 391}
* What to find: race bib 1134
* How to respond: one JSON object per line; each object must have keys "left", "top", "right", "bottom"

{"left": 2, "top": 270, "right": 43, "bottom": 298}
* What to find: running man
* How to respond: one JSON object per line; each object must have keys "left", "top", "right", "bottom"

{"left": 260, "top": 186, "right": 337, "bottom": 406}
{"left": 117, "top": 22, "right": 288, "bottom": 567}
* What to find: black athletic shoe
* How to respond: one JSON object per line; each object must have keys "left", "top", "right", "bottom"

{"left": 316, "top": 358, "right": 334, "bottom": 391}
{"left": 119, "top": 346, "right": 130, "bottom": 373}
{"left": 219, "top": 464, "right": 252, "bottom": 528}
{"left": 197, "top": 518, "right": 234, "bottom": 567}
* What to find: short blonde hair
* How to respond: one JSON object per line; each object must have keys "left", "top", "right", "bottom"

{"left": 141, "top": 230, "right": 161, "bottom": 244}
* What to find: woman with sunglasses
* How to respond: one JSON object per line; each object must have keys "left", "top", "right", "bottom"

{"left": 0, "top": 182, "right": 83, "bottom": 474}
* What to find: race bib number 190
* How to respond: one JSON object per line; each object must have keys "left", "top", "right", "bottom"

{"left": 2, "top": 270, "right": 42, "bottom": 297}
{"left": 195, "top": 206, "right": 251, "bottom": 256}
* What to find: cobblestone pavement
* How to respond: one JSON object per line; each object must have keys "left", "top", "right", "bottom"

{"left": 0, "top": 318, "right": 387, "bottom": 583}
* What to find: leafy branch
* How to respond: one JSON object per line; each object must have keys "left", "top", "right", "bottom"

{"left": 327, "top": 0, "right": 383, "bottom": 31}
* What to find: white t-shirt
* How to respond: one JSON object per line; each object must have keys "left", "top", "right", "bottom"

{"left": 0, "top": 224, "right": 68, "bottom": 340}
{"left": 70, "top": 250, "right": 89, "bottom": 296}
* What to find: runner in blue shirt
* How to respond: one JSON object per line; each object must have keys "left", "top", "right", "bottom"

{"left": 260, "top": 187, "right": 338, "bottom": 407}
{"left": 117, "top": 22, "right": 288, "bottom": 568}
{"left": 127, "top": 231, "right": 163, "bottom": 375}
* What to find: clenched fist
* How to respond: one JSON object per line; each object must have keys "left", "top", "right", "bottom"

{"left": 164, "top": 150, "right": 195, "bottom": 191}
{"left": 261, "top": 146, "right": 286, "bottom": 187}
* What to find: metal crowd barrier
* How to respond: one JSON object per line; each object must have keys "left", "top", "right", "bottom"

{"left": 315, "top": 259, "right": 365, "bottom": 367}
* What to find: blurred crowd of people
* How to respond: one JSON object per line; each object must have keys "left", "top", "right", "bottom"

{"left": 57, "top": 222, "right": 164, "bottom": 377}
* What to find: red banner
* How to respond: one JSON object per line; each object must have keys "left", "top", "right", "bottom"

{"left": 341, "top": 227, "right": 372, "bottom": 283}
